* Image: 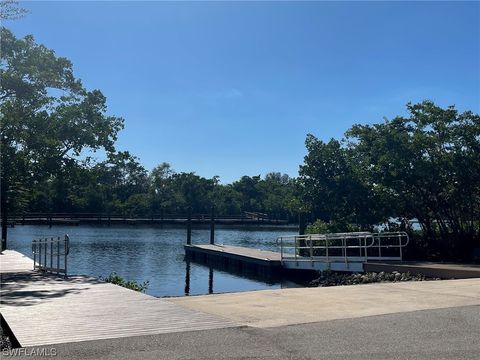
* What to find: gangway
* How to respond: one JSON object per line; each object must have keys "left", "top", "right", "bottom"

{"left": 276, "top": 231, "right": 409, "bottom": 272}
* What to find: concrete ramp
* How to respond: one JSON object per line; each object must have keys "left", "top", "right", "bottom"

{"left": 170, "top": 278, "right": 480, "bottom": 328}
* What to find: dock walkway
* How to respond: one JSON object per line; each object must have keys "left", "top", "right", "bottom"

{"left": 185, "top": 244, "right": 480, "bottom": 278}
{"left": 0, "top": 250, "right": 236, "bottom": 347}
{"left": 184, "top": 244, "right": 282, "bottom": 276}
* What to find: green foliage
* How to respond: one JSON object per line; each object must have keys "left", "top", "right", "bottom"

{"left": 306, "top": 219, "right": 362, "bottom": 234}
{"left": 100, "top": 272, "right": 149, "bottom": 293}
{"left": 1, "top": 27, "right": 123, "bottom": 215}
{"left": 309, "top": 270, "right": 434, "bottom": 287}
{"left": 300, "top": 101, "right": 480, "bottom": 260}
{"left": 0, "top": 1, "right": 29, "bottom": 20}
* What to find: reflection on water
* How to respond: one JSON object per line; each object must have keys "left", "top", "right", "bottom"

{"left": 8, "top": 225, "right": 298, "bottom": 297}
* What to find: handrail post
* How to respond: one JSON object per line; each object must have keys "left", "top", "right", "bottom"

{"left": 378, "top": 236, "right": 382, "bottom": 258}
{"left": 309, "top": 235, "right": 313, "bottom": 260}
{"left": 363, "top": 236, "right": 367, "bottom": 259}
{"left": 39, "top": 240, "right": 42, "bottom": 269}
{"left": 294, "top": 236, "right": 298, "bottom": 261}
{"left": 57, "top": 238, "right": 60, "bottom": 275}
{"left": 64, "top": 235, "right": 68, "bottom": 278}
{"left": 50, "top": 238, "right": 53, "bottom": 271}
{"left": 44, "top": 238, "right": 47, "bottom": 270}
{"left": 398, "top": 233, "right": 402, "bottom": 260}
{"left": 326, "top": 237, "right": 329, "bottom": 262}
{"left": 33, "top": 240, "right": 36, "bottom": 270}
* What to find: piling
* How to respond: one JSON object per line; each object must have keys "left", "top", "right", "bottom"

{"left": 210, "top": 206, "right": 215, "bottom": 245}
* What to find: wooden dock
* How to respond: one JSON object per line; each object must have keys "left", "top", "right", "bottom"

{"left": 185, "top": 244, "right": 283, "bottom": 277}
{"left": 0, "top": 250, "right": 236, "bottom": 347}
{"left": 9, "top": 212, "right": 290, "bottom": 226}
{"left": 184, "top": 244, "right": 480, "bottom": 279}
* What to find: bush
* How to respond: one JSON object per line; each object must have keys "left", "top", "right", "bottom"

{"left": 306, "top": 219, "right": 364, "bottom": 234}
{"left": 309, "top": 270, "right": 436, "bottom": 287}
{"left": 100, "top": 272, "right": 149, "bottom": 293}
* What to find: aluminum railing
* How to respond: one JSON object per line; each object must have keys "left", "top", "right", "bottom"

{"left": 32, "top": 235, "right": 70, "bottom": 277}
{"left": 276, "top": 231, "right": 409, "bottom": 266}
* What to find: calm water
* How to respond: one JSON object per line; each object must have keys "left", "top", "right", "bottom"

{"left": 7, "top": 225, "right": 298, "bottom": 297}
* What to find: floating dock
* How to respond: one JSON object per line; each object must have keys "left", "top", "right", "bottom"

{"left": 185, "top": 244, "right": 480, "bottom": 279}
{"left": 185, "top": 244, "right": 283, "bottom": 277}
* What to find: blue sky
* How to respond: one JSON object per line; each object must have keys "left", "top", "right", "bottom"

{"left": 6, "top": 1, "right": 480, "bottom": 183}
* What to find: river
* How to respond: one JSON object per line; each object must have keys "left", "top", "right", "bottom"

{"left": 7, "top": 224, "right": 298, "bottom": 297}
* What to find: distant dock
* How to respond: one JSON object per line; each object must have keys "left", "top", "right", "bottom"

{"left": 7, "top": 212, "right": 292, "bottom": 227}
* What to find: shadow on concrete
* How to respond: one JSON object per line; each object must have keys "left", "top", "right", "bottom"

{"left": 0, "top": 272, "right": 97, "bottom": 307}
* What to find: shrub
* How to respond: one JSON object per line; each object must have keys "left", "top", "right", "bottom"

{"left": 100, "top": 272, "right": 149, "bottom": 293}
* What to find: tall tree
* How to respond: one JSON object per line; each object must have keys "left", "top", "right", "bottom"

{"left": 0, "top": 28, "right": 124, "bottom": 249}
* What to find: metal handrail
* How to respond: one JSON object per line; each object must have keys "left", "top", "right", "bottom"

{"left": 32, "top": 234, "right": 70, "bottom": 277}
{"left": 277, "top": 231, "right": 409, "bottom": 264}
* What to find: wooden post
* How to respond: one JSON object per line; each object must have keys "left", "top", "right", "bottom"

{"left": 184, "top": 260, "right": 191, "bottom": 296}
{"left": 208, "top": 267, "right": 214, "bottom": 294}
{"left": 210, "top": 206, "right": 215, "bottom": 245}
{"left": 299, "top": 213, "right": 306, "bottom": 235}
{"left": 186, "top": 207, "right": 192, "bottom": 245}
{"left": 298, "top": 213, "right": 307, "bottom": 257}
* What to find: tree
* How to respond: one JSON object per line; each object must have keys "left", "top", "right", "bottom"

{"left": 258, "top": 172, "right": 296, "bottom": 220}
{"left": 346, "top": 101, "right": 480, "bottom": 259}
{"left": 300, "top": 101, "right": 480, "bottom": 260}
{"left": 149, "top": 162, "right": 175, "bottom": 214}
{"left": 0, "top": 0, "right": 28, "bottom": 20}
{"left": 168, "top": 172, "right": 215, "bottom": 214}
{"left": 232, "top": 175, "right": 263, "bottom": 212}
{"left": 299, "top": 136, "right": 381, "bottom": 229}
{"left": 0, "top": 28, "right": 124, "bottom": 249}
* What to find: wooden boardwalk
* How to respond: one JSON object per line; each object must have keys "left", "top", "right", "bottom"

{"left": 0, "top": 250, "right": 236, "bottom": 347}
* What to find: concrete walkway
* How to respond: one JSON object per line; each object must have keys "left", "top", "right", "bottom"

{"left": 4, "top": 305, "right": 480, "bottom": 359}
{"left": 170, "top": 278, "right": 480, "bottom": 327}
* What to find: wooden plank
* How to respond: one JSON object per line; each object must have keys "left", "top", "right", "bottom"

{"left": 0, "top": 251, "right": 236, "bottom": 347}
